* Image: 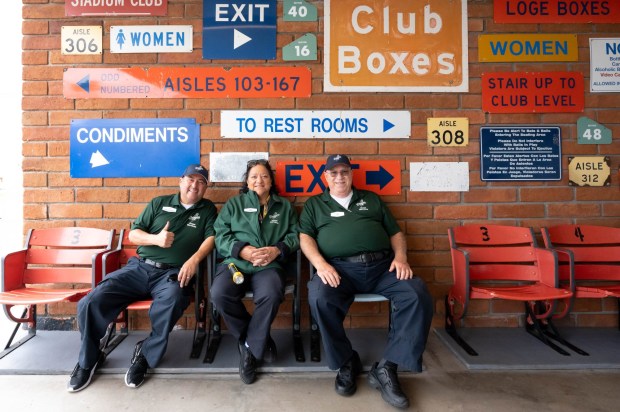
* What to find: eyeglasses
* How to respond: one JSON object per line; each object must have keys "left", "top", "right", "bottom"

{"left": 325, "top": 169, "right": 351, "bottom": 177}
{"left": 247, "top": 159, "right": 269, "bottom": 167}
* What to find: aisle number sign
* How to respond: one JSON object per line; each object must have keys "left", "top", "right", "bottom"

{"left": 283, "top": 0, "right": 318, "bottom": 21}
{"left": 568, "top": 156, "right": 611, "bottom": 187}
{"left": 61, "top": 26, "right": 102, "bottom": 55}
{"left": 275, "top": 160, "right": 401, "bottom": 196}
{"left": 283, "top": 34, "right": 317, "bottom": 61}
{"left": 577, "top": 117, "right": 612, "bottom": 144}
{"left": 324, "top": 0, "right": 468, "bottom": 92}
{"left": 63, "top": 67, "right": 311, "bottom": 99}
{"left": 427, "top": 118, "right": 469, "bottom": 147}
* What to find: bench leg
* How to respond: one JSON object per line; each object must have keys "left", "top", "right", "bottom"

{"left": 203, "top": 304, "right": 221, "bottom": 363}
{"left": 190, "top": 298, "right": 207, "bottom": 359}
{"left": 444, "top": 296, "right": 478, "bottom": 356}
{"left": 101, "top": 322, "right": 127, "bottom": 356}
{"left": 0, "top": 307, "right": 37, "bottom": 359}
{"left": 525, "top": 302, "right": 589, "bottom": 356}
{"left": 309, "top": 312, "right": 321, "bottom": 362}
{"left": 524, "top": 302, "right": 575, "bottom": 356}
{"left": 293, "top": 328, "right": 305, "bottom": 362}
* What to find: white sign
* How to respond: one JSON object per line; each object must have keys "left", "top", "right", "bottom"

{"left": 209, "top": 152, "right": 269, "bottom": 182}
{"left": 590, "top": 38, "right": 620, "bottom": 92}
{"left": 61, "top": 26, "right": 102, "bottom": 55}
{"left": 221, "top": 110, "right": 411, "bottom": 138}
{"left": 110, "top": 25, "right": 193, "bottom": 53}
{"left": 410, "top": 162, "right": 469, "bottom": 192}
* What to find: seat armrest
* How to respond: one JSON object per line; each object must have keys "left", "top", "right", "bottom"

{"left": 1, "top": 249, "right": 28, "bottom": 292}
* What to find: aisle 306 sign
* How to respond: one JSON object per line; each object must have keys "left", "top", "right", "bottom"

{"left": 427, "top": 118, "right": 469, "bottom": 147}
{"left": 61, "top": 26, "right": 102, "bottom": 55}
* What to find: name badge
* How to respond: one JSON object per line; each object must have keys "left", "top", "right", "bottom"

{"left": 244, "top": 208, "right": 258, "bottom": 213}
{"left": 163, "top": 207, "right": 177, "bottom": 212}
{"left": 330, "top": 211, "right": 345, "bottom": 217}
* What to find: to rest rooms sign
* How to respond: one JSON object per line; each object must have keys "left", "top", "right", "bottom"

{"left": 324, "top": 0, "right": 468, "bottom": 92}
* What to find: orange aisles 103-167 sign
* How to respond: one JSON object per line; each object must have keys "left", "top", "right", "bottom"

{"left": 324, "top": 0, "right": 468, "bottom": 93}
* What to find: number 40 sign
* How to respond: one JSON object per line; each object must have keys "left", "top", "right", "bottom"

{"left": 427, "top": 118, "right": 469, "bottom": 147}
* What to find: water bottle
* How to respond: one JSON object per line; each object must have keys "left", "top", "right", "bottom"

{"left": 228, "top": 262, "right": 244, "bottom": 284}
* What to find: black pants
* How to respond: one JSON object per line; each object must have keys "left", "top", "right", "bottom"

{"left": 210, "top": 264, "right": 284, "bottom": 359}
{"left": 77, "top": 257, "right": 189, "bottom": 369}
{"left": 308, "top": 255, "right": 433, "bottom": 372}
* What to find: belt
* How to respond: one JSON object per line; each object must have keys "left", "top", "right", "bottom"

{"left": 336, "top": 251, "right": 391, "bottom": 264}
{"left": 141, "top": 258, "right": 176, "bottom": 270}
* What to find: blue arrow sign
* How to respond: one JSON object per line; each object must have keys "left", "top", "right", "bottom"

{"left": 70, "top": 118, "right": 200, "bottom": 178}
{"left": 202, "top": 0, "right": 276, "bottom": 60}
{"left": 77, "top": 75, "right": 90, "bottom": 93}
{"left": 383, "top": 119, "right": 394, "bottom": 132}
{"left": 366, "top": 166, "right": 394, "bottom": 189}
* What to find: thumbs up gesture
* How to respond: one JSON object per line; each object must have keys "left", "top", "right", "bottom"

{"left": 156, "top": 221, "right": 175, "bottom": 248}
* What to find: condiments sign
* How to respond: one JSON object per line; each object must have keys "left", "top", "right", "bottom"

{"left": 324, "top": 0, "right": 468, "bottom": 92}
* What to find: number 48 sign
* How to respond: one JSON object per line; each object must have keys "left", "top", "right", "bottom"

{"left": 427, "top": 118, "right": 469, "bottom": 147}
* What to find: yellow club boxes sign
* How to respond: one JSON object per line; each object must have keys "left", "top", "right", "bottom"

{"left": 324, "top": 0, "right": 468, "bottom": 92}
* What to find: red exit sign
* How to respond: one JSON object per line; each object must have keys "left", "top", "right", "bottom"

{"left": 275, "top": 160, "right": 402, "bottom": 197}
{"left": 66, "top": 0, "right": 167, "bottom": 16}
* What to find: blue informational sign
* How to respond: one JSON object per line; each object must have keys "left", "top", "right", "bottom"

{"left": 202, "top": 0, "right": 276, "bottom": 60}
{"left": 70, "top": 118, "right": 200, "bottom": 178}
{"left": 480, "top": 126, "right": 561, "bottom": 181}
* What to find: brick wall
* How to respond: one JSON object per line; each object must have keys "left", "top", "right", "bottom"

{"left": 21, "top": 0, "right": 620, "bottom": 331}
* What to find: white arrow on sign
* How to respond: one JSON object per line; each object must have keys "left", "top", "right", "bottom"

{"left": 90, "top": 150, "right": 110, "bottom": 168}
{"left": 234, "top": 29, "right": 252, "bottom": 49}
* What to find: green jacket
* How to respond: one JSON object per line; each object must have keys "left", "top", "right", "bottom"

{"left": 214, "top": 190, "right": 299, "bottom": 274}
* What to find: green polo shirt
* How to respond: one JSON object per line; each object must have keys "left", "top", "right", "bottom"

{"left": 131, "top": 193, "right": 217, "bottom": 267}
{"left": 214, "top": 190, "right": 299, "bottom": 274}
{"left": 299, "top": 188, "right": 401, "bottom": 259}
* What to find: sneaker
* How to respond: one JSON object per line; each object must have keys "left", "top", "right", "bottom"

{"left": 125, "top": 341, "right": 149, "bottom": 388}
{"left": 367, "top": 362, "right": 410, "bottom": 409}
{"left": 263, "top": 336, "right": 277, "bottom": 364}
{"left": 335, "top": 351, "right": 362, "bottom": 396}
{"left": 238, "top": 340, "right": 257, "bottom": 384}
{"left": 67, "top": 352, "right": 105, "bottom": 393}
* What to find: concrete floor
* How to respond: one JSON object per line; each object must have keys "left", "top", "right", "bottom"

{"left": 0, "top": 332, "right": 618, "bottom": 412}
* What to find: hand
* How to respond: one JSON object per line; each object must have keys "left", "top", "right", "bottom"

{"left": 155, "top": 221, "right": 174, "bottom": 248}
{"left": 390, "top": 259, "right": 413, "bottom": 280}
{"left": 177, "top": 260, "right": 197, "bottom": 287}
{"left": 249, "top": 246, "right": 279, "bottom": 267}
{"left": 315, "top": 263, "right": 341, "bottom": 288}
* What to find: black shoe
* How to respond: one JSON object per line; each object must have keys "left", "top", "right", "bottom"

{"left": 238, "top": 340, "right": 257, "bottom": 384}
{"left": 125, "top": 341, "right": 149, "bottom": 388}
{"left": 335, "top": 351, "right": 362, "bottom": 397}
{"left": 66, "top": 351, "right": 105, "bottom": 393}
{"left": 368, "top": 362, "right": 410, "bottom": 409}
{"left": 263, "top": 336, "right": 277, "bottom": 363}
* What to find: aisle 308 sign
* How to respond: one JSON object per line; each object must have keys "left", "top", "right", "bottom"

{"left": 427, "top": 118, "right": 469, "bottom": 147}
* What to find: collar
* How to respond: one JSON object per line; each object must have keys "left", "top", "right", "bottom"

{"left": 320, "top": 187, "right": 360, "bottom": 203}
{"left": 172, "top": 192, "right": 204, "bottom": 209}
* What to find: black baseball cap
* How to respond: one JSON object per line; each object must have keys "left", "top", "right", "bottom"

{"left": 325, "top": 154, "right": 351, "bottom": 170}
{"left": 182, "top": 164, "right": 209, "bottom": 183}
